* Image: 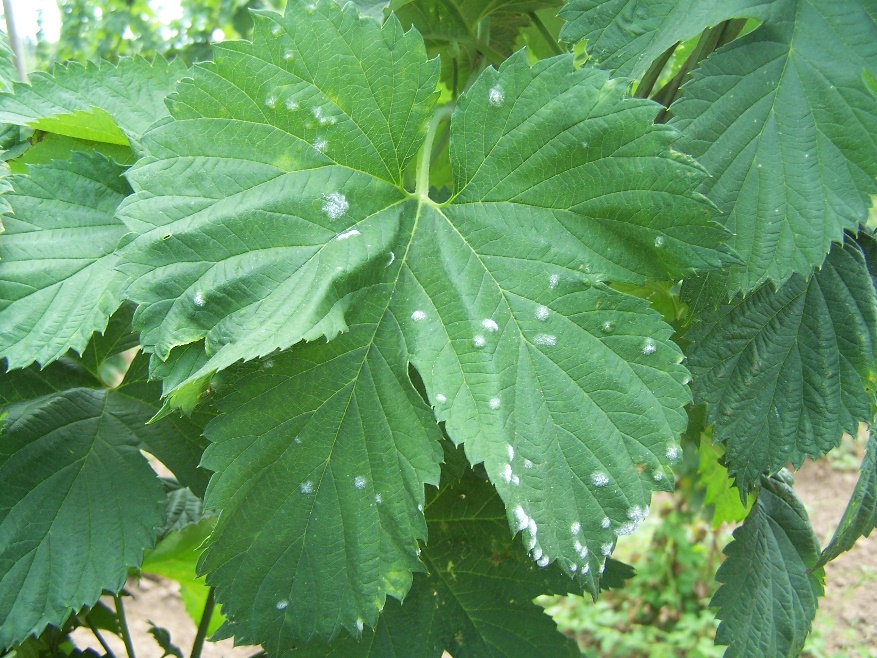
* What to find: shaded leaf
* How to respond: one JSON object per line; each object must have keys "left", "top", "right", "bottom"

{"left": 147, "top": 624, "right": 183, "bottom": 658}
{"left": 0, "top": 388, "right": 165, "bottom": 648}
{"left": 712, "top": 474, "right": 824, "bottom": 657}
{"left": 697, "top": 438, "right": 752, "bottom": 528}
{"left": 672, "top": 0, "right": 877, "bottom": 294}
{"left": 558, "top": 0, "right": 772, "bottom": 78}
{"left": 815, "top": 431, "right": 877, "bottom": 568}
{"left": 0, "top": 152, "right": 131, "bottom": 370}
{"left": 687, "top": 238, "right": 877, "bottom": 494}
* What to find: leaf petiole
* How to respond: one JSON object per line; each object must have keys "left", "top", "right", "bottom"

{"left": 415, "top": 104, "right": 454, "bottom": 201}
{"left": 114, "top": 593, "right": 137, "bottom": 658}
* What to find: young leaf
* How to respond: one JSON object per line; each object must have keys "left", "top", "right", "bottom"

{"left": 687, "top": 238, "right": 877, "bottom": 494}
{"left": 712, "top": 474, "right": 824, "bottom": 657}
{"left": 671, "top": 0, "right": 877, "bottom": 295}
{"left": 0, "top": 152, "right": 131, "bottom": 370}
{"left": 698, "top": 438, "right": 752, "bottom": 528}
{"left": 815, "top": 431, "right": 877, "bottom": 568}
{"left": 0, "top": 57, "right": 188, "bottom": 149}
{"left": 558, "top": 0, "right": 772, "bottom": 78}
{"left": 295, "top": 464, "right": 580, "bottom": 658}
{"left": 0, "top": 387, "right": 165, "bottom": 648}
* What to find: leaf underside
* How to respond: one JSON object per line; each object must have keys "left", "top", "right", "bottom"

{"left": 712, "top": 474, "right": 824, "bottom": 657}
{"left": 687, "top": 237, "right": 877, "bottom": 494}
{"left": 110, "top": 0, "right": 728, "bottom": 648}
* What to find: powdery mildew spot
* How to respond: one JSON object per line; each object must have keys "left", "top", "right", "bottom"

{"left": 488, "top": 86, "right": 505, "bottom": 107}
{"left": 411, "top": 310, "right": 427, "bottom": 321}
{"left": 193, "top": 291, "right": 206, "bottom": 307}
{"left": 322, "top": 192, "right": 348, "bottom": 219}
{"left": 642, "top": 338, "right": 657, "bottom": 355}
{"left": 336, "top": 229, "right": 361, "bottom": 241}
{"left": 534, "top": 334, "right": 557, "bottom": 347}
{"left": 473, "top": 334, "right": 487, "bottom": 348}
{"left": 300, "top": 481, "right": 314, "bottom": 494}
{"left": 276, "top": 599, "right": 289, "bottom": 610}
{"left": 354, "top": 476, "right": 367, "bottom": 489}
{"left": 535, "top": 305, "right": 550, "bottom": 321}
{"left": 482, "top": 318, "right": 499, "bottom": 332}
{"left": 489, "top": 397, "right": 501, "bottom": 410}
{"left": 591, "top": 472, "right": 609, "bottom": 487}
{"left": 435, "top": 393, "right": 447, "bottom": 404}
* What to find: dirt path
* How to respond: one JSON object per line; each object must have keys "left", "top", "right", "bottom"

{"left": 795, "top": 453, "right": 877, "bottom": 657}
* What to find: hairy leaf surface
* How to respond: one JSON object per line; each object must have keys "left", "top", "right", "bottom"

{"left": 713, "top": 474, "right": 824, "bottom": 657}
{"left": 295, "top": 464, "right": 580, "bottom": 658}
{"left": 558, "top": 0, "right": 772, "bottom": 78}
{"left": 0, "top": 387, "right": 165, "bottom": 648}
{"left": 0, "top": 152, "right": 131, "bottom": 370}
{"left": 816, "top": 431, "right": 877, "bottom": 568}
{"left": 0, "top": 56, "right": 188, "bottom": 149}
{"left": 687, "top": 238, "right": 877, "bottom": 493}
{"left": 116, "top": 0, "right": 731, "bottom": 645}
{"left": 672, "top": 0, "right": 877, "bottom": 295}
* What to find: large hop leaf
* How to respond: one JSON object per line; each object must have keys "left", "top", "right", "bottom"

{"left": 0, "top": 56, "right": 188, "bottom": 149}
{"left": 712, "top": 474, "right": 824, "bottom": 657}
{"left": 0, "top": 152, "right": 131, "bottom": 370}
{"left": 0, "top": 351, "right": 212, "bottom": 649}
{"left": 687, "top": 237, "right": 877, "bottom": 494}
{"left": 671, "top": 0, "right": 877, "bottom": 295}
{"left": 116, "top": 0, "right": 732, "bottom": 646}
{"left": 558, "top": 0, "right": 773, "bottom": 78}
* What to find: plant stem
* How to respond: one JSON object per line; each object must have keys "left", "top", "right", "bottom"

{"left": 415, "top": 104, "right": 454, "bottom": 200}
{"left": 190, "top": 587, "right": 216, "bottom": 658}
{"left": 114, "top": 594, "right": 137, "bottom": 658}
{"left": 528, "top": 12, "right": 563, "bottom": 56}
{"left": 634, "top": 42, "right": 677, "bottom": 98}
{"left": 86, "top": 618, "right": 118, "bottom": 658}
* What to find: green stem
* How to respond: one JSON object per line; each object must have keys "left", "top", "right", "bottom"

{"left": 528, "top": 12, "right": 563, "bottom": 56}
{"left": 114, "top": 594, "right": 137, "bottom": 658}
{"left": 415, "top": 105, "right": 454, "bottom": 200}
{"left": 634, "top": 41, "right": 677, "bottom": 98}
{"left": 86, "top": 618, "right": 118, "bottom": 658}
{"left": 190, "top": 587, "right": 216, "bottom": 658}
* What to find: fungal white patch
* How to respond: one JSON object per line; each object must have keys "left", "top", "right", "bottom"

{"left": 500, "top": 464, "right": 513, "bottom": 484}
{"left": 276, "top": 599, "right": 289, "bottom": 610}
{"left": 336, "top": 229, "right": 361, "bottom": 241}
{"left": 549, "top": 273, "right": 560, "bottom": 289}
{"left": 417, "top": 503, "right": 423, "bottom": 512}
{"left": 602, "top": 321, "right": 614, "bottom": 333}
{"left": 473, "top": 334, "right": 487, "bottom": 348}
{"left": 271, "top": 23, "right": 282, "bottom": 35}
{"left": 523, "top": 459, "right": 534, "bottom": 469}
{"left": 355, "top": 618, "right": 364, "bottom": 632}
{"left": 375, "top": 493, "right": 382, "bottom": 504}
{"left": 489, "top": 397, "right": 501, "bottom": 410}
{"left": 300, "top": 481, "right": 314, "bottom": 494}
{"left": 354, "top": 476, "right": 367, "bottom": 489}
{"left": 571, "top": 522, "right": 581, "bottom": 535}
{"left": 642, "top": 338, "right": 657, "bottom": 355}
{"left": 653, "top": 471, "right": 664, "bottom": 482}
{"left": 514, "top": 505, "right": 529, "bottom": 531}
{"left": 601, "top": 516, "right": 611, "bottom": 529}
{"left": 411, "top": 310, "right": 427, "bottom": 322}
{"left": 436, "top": 393, "right": 447, "bottom": 404}
{"left": 321, "top": 192, "right": 348, "bottom": 219}
{"left": 534, "top": 334, "right": 557, "bottom": 347}
{"left": 313, "top": 137, "right": 328, "bottom": 153}
{"left": 535, "top": 305, "right": 550, "bottom": 321}
{"left": 386, "top": 251, "right": 395, "bottom": 267}
{"left": 488, "top": 86, "right": 505, "bottom": 107}
{"left": 294, "top": 436, "right": 302, "bottom": 444}
{"left": 537, "top": 555, "right": 550, "bottom": 567}
{"left": 615, "top": 521, "right": 637, "bottom": 536}
{"left": 285, "top": 98, "right": 299, "bottom": 110}
{"left": 482, "top": 318, "right": 499, "bottom": 332}
{"left": 599, "top": 563, "right": 605, "bottom": 574}
{"left": 283, "top": 50, "right": 294, "bottom": 61}
{"left": 265, "top": 94, "right": 277, "bottom": 108}
{"left": 574, "top": 539, "right": 584, "bottom": 554}
{"left": 526, "top": 533, "right": 538, "bottom": 551}
{"left": 666, "top": 445, "right": 680, "bottom": 461}
{"left": 582, "top": 562, "right": 591, "bottom": 574}
{"left": 527, "top": 518, "right": 538, "bottom": 537}
{"left": 570, "top": 563, "right": 578, "bottom": 572}
{"left": 193, "top": 291, "right": 206, "bottom": 307}
{"left": 507, "top": 444, "right": 515, "bottom": 461}
{"left": 511, "top": 474, "right": 520, "bottom": 485}
{"left": 628, "top": 506, "right": 646, "bottom": 521}
{"left": 578, "top": 543, "right": 588, "bottom": 559}
{"left": 654, "top": 235, "right": 665, "bottom": 248}
{"left": 591, "top": 472, "right": 609, "bottom": 487}
{"left": 601, "top": 543, "right": 613, "bottom": 556}
{"left": 532, "top": 547, "right": 543, "bottom": 561}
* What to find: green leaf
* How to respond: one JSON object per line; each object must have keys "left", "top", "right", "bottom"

{"left": 141, "top": 521, "right": 223, "bottom": 636}
{"left": 294, "top": 463, "right": 580, "bottom": 658}
{"left": 147, "top": 624, "right": 184, "bottom": 658}
{"left": 198, "top": 293, "right": 444, "bottom": 647}
{"left": 159, "top": 479, "right": 213, "bottom": 540}
{"left": 0, "top": 57, "right": 188, "bottom": 149}
{"left": 0, "top": 388, "right": 165, "bottom": 648}
{"left": 712, "top": 474, "right": 824, "bottom": 657}
{"left": 815, "top": 431, "right": 877, "bottom": 568}
{"left": 671, "top": 0, "right": 877, "bottom": 295}
{"left": 115, "top": 353, "right": 213, "bottom": 497}
{"left": 6, "top": 132, "right": 134, "bottom": 175}
{"left": 75, "top": 304, "right": 140, "bottom": 383}
{"left": 687, "top": 238, "right": 877, "bottom": 494}
{"left": 697, "top": 438, "right": 752, "bottom": 528}
{"left": 0, "top": 32, "right": 18, "bottom": 93}
{"left": 116, "top": 0, "right": 730, "bottom": 646}
{"left": 558, "top": 0, "right": 772, "bottom": 78}
{"left": 0, "top": 152, "right": 131, "bottom": 370}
